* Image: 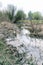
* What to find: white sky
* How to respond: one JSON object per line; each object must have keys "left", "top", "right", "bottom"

{"left": 0, "top": 0, "right": 43, "bottom": 15}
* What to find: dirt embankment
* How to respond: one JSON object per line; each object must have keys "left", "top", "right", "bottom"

{"left": 0, "top": 21, "right": 19, "bottom": 39}
{"left": 0, "top": 21, "right": 43, "bottom": 39}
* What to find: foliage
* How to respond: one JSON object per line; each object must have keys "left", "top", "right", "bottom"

{"left": 5, "top": 4, "right": 16, "bottom": 22}
{"left": 0, "top": 10, "right": 11, "bottom": 22}
{"left": 15, "top": 10, "right": 26, "bottom": 23}
{"left": 0, "top": 11, "right": 2, "bottom": 17}
{"left": 28, "top": 11, "right": 43, "bottom": 20}
{"left": 32, "top": 12, "right": 42, "bottom": 20}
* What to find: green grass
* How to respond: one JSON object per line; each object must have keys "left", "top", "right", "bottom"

{"left": 17, "top": 20, "right": 43, "bottom": 23}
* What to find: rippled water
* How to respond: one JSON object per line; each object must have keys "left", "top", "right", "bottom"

{"left": 6, "top": 28, "right": 43, "bottom": 65}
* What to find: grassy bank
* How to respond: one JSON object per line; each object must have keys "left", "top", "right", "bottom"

{"left": 17, "top": 20, "right": 43, "bottom": 23}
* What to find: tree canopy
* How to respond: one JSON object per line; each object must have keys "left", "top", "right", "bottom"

{"left": 32, "top": 12, "right": 42, "bottom": 20}
{"left": 15, "top": 10, "right": 26, "bottom": 22}
{"left": 6, "top": 4, "right": 16, "bottom": 22}
{"left": 28, "top": 11, "right": 43, "bottom": 20}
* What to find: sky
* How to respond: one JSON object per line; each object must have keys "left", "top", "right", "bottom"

{"left": 0, "top": 0, "right": 43, "bottom": 15}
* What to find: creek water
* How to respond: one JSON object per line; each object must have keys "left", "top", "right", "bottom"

{"left": 6, "top": 28, "right": 43, "bottom": 65}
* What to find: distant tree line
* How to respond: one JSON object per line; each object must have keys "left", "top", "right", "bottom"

{"left": 0, "top": 4, "right": 43, "bottom": 23}
{"left": 28, "top": 11, "right": 43, "bottom": 20}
